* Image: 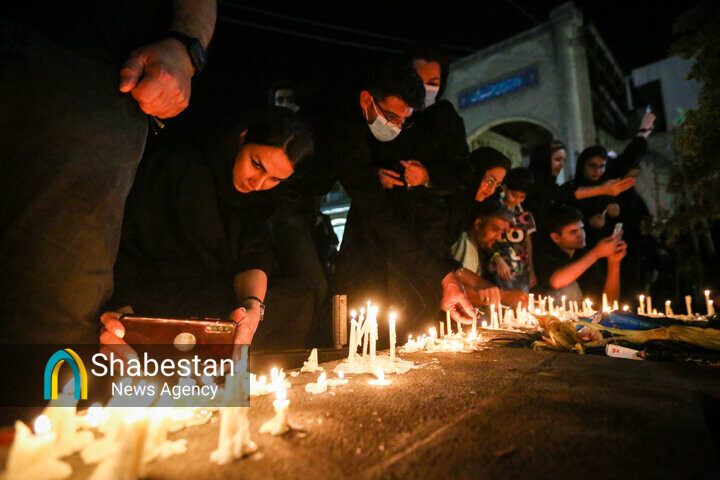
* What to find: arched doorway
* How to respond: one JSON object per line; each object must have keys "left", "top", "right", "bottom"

{"left": 468, "top": 118, "right": 555, "bottom": 169}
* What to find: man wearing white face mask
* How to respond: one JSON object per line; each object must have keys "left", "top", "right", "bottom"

{"left": 286, "top": 61, "right": 476, "bottom": 342}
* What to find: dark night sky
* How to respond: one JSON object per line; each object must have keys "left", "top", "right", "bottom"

{"left": 180, "top": 0, "right": 696, "bottom": 125}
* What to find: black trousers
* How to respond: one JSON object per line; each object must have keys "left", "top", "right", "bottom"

{"left": 0, "top": 23, "right": 148, "bottom": 344}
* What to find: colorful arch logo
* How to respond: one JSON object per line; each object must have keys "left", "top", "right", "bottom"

{"left": 43, "top": 349, "right": 88, "bottom": 400}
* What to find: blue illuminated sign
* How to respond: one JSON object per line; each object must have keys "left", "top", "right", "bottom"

{"left": 458, "top": 66, "right": 539, "bottom": 110}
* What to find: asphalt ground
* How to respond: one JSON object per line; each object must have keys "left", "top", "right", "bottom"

{"left": 3, "top": 345, "right": 720, "bottom": 479}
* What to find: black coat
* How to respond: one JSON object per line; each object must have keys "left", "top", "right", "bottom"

{"left": 111, "top": 131, "right": 277, "bottom": 318}
{"left": 572, "top": 137, "right": 647, "bottom": 243}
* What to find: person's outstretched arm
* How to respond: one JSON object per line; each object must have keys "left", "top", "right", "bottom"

{"left": 549, "top": 237, "right": 618, "bottom": 289}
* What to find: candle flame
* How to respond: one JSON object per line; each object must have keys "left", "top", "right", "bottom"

{"left": 258, "top": 375, "right": 267, "bottom": 386}
{"left": 34, "top": 415, "right": 51, "bottom": 435}
{"left": 276, "top": 385, "right": 287, "bottom": 402}
{"left": 665, "top": 300, "right": 671, "bottom": 305}
{"left": 350, "top": 310, "right": 357, "bottom": 318}
{"left": 705, "top": 290, "right": 711, "bottom": 296}
{"left": 375, "top": 368, "right": 384, "bottom": 381}
{"left": 429, "top": 327, "right": 437, "bottom": 338}
{"left": 623, "top": 305, "right": 629, "bottom": 311}
{"left": 389, "top": 312, "right": 397, "bottom": 321}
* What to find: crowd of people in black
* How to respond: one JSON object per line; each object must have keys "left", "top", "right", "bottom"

{"left": 1, "top": 1, "right": 661, "bottom": 351}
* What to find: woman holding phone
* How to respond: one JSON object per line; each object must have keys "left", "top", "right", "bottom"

{"left": 100, "top": 107, "right": 313, "bottom": 353}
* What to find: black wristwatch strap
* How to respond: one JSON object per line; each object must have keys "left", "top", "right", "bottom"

{"left": 166, "top": 30, "right": 206, "bottom": 75}
{"left": 239, "top": 296, "right": 265, "bottom": 321}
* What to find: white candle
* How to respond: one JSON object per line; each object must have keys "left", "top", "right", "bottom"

{"left": 490, "top": 304, "right": 495, "bottom": 329}
{"left": 646, "top": 296, "right": 652, "bottom": 315}
{"left": 602, "top": 293, "right": 608, "bottom": 312}
{"left": 612, "top": 300, "right": 619, "bottom": 311}
{"left": 369, "top": 306, "right": 377, "bottom": 370}
{"left": 528, "top": 294, "right": 534, "bottom": 312}
{"left": 304, "top": 372, "right": 328, "bottom": 395}
{"left": 446, "top": 309, "right": 452, "bottom": 336}
{"left": 144, "top": 407, "right": 187, "bottom": 463}
{"left": 301, "top": 348, "right": 323, "bottom": 373}
{"left": 348, "top": 311, "right": 357, "bottom": 362}
{"left": 211, "top": 373, "right": 257, "bottom": 465}
{"left": 259, "top": 385, "right": 290, "bottom": 436}
{"left": 439, "top": 321, "right": 444, "bottom": 339}
{"left": 5, "top": 416, "right": 72, "bottom": 480}
{"left": 685, "top": 295, "right": 693, "bottom": 316}
{"left": 665, "top": 300, "right": 672, "bottom": 316}
{"left": 44, "top": 380, "right": 93, "bottom": 458}
{"left": 389, "top": 312, "right": 397, "bottom": 363}
{"left": 368, "top": 368, "right": 391, "bottom": 386}
{"left": 705, "top": 290, "right": 715, "bottom": 316}
{"left": 90, "top": 409, "right": 150, "bottom": 480}
{"left": 561, "top": 296, "right": 566, "bottom": 312}
{"left": 548, "top": 297, "right": 554, "bottom": 315}
{"left": 638, "top": 295, "right": 645, "bottom": 315}
{"left": 471, "top": 315, "right": 477, "bottom": 337}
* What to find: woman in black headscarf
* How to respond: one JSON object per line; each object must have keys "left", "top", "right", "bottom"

{"left": 525, "top": 140, "right": 636, "bottom": 236}
{"left": 572, "top": 110, "right": 656, "bottom": 246}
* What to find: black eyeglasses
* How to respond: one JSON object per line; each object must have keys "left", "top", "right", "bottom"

{"left": 373, "top": 98, "right": 414, "bottom": 130}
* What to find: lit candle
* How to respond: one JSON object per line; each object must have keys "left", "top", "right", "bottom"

{"left": 548, "top": 297, "right": 554, "bottom": 315}
{"left": 429, "top": 327, "right": 437, "bottom": 339}
{"left": 490, "top": 304, "right": 495, "bottom": 329}
{"left": 326, "top": 370, "right": 349, "bottom": 387}
{"left": 665, "top": 300, "right": 673, "bottom": 316}
{"left": 259, "top": 385, "right": 290, "bottom": 436}
{"left": 528, "top": 294, "right": 534, "bottom": 312}
{"left": 439, "top": 321, "right": 444, "bottom": 339}
{"left": 646, "top": 296, "right": 652, "bottom": 316}
{"left": 446, "top": 309, "right": 452, "bottom": 336}
{"left": 471, "top": 315, "right": 477, "bottom": 337}
{"left": 638, "top": 295, "right": 645, "bottom": 315}
{"left": 368, "top": 368, "right": 391, "bottom": 386}
{"left": 612, "top": 300, "right": 619, "bottom": 311}
{"left": 602, "top": 293, "right": 608, "bottom": 312}
{"left": 4, "top": 416, "right": 72, "bottom": 480}
{"left": 561, "top": 296, "right": 566, "bottom": 312}
{"left": 389, "top": 312, "right": 397, "bottom": 363}
{"left": 622, "top": 305, "right": 629, "bottom": 311}
{"left": 705, "top": 290, "right": 715, "bottom": 316}
{"left": 685, "top": 295, "right": 693, "bottom": 316}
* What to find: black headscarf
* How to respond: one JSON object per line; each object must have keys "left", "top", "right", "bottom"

{"left": 573, "top": 146, "right": 609, "bottom": 187}
{"left": 469, "top": 146, "right": 511, "bottom": 192}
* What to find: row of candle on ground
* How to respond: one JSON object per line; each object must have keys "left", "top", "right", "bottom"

{"left": 4, "top": 350, "right": 396, "bottom": 480}
{"left": 636, "top": 291, "right": 715, "bottom": 317}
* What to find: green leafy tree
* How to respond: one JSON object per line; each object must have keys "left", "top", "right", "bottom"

{"left": 660, "top": 0, "right": 720, "bottom": 238}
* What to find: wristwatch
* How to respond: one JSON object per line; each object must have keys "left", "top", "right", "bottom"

{"left": 166, "top": 31, "right": 207, "bottom": 75}
{"left": 240, "top": 296, "right": 265, "bottom": 322}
